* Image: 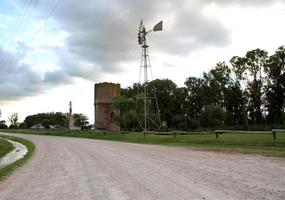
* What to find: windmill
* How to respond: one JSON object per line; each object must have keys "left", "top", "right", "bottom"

{"left": 136, "top": 20, "right": 163, "bottom": 134}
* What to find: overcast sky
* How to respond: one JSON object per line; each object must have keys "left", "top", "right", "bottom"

{"left": 0, "top": 0, "right": 285, "bottom": 124}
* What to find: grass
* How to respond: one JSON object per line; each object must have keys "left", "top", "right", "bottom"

{"left": 2, "top": 129, "right": 285, "bottom": 158}
{"left": 0, "top": 134, "right": 35, "bottom": 181}
{"left": 0, "top": 138, "right": 14, "bottom": 158}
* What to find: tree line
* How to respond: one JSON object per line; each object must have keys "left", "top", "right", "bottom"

{"left": 113, "top": 45, "right": 285, "bottom": 131}
{"left": 0, "top": 112, "right": 90, "bottom": 129}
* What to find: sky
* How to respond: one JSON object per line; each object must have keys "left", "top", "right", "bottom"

{"left": 0, "top": 0, "right": 285, "bottom": 125}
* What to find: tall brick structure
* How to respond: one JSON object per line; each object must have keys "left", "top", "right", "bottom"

{"left": 94, "top": 82, "right": 120, "bottom": 132}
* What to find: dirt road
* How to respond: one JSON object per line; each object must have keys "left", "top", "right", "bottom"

{"left": 0, "top": 133, "right": 284, "bottom": 200}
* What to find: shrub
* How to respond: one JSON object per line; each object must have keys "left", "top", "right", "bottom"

{"left": 199, "top": 104, "right": 225, "bottom": 128}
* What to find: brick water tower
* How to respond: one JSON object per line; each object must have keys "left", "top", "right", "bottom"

{"left": 94, "top": 82, "right": 120, "bottom": 132}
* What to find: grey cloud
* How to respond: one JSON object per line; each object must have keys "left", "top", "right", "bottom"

{"left": 0, "top": 47, "right": 74, "bottom": 101}
{"left": 44, "top": 70, "right": 71, "bottom": 84}
{"left": 203, "top": 0, "right": 284, "bottom": 7}
{"left": 42, "top": 0, "right": 232, "bottom": 78}
{"left": 153, "top": 5, "right": 230, "bottom": 55}
{"left": 0, "top": 48, "right": 43, "bottom": 101}
{"left": 5, "top": 0, "right": 283, "bottom": 102}
{"left": 28, "top": 0, "right": 283, "bottom": 83}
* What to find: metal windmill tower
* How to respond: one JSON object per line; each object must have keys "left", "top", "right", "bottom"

{"left": 137, "top": 19, "right": 163, "bottom": 134}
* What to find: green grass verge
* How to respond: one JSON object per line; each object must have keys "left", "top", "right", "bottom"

{"left": 0, "top": 134, "right": 35, "bottom": 181}
{"left": 3, "top": 129, "right": 285, "bottom": 158}
{"left": 0, "top": 138, "right": 14, "bottom": 158}
{"left": 2, "top": 130, "right": 285, "bottom": 158}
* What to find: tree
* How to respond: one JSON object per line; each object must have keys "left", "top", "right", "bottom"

{"left": 173, "top": 87, "right": 188, "bottom": 116}
{"left": 18, "top": 122, "right": 26, "bottom": 129}
{"left": 148, "top": 79, "right": 178, "bottom": 126}
{"left": 171, "top": 114, "right": 197, "bottom": 130}
{"left": 41, "top": 119, "right": 51, "bottom": 129}
{"left": 24, "top": 112, "right": 67, "bottom": 128}
{"left": 230, "top": 56, "right": 247, "bottom": 81}
{"left": 224, "top": 82, "right": 246, "bottom": 125}
{"left": 0, "top": 120, "right": 8, "bottom": 129}
{"left": 204, "top": 62, "right": 232, "bottom": 109}
{"left": 73, "top": 113, "right": 89, "bottom": 129}
{"left": 184, "top": 77, "right": 204, "bottom": 120}
{"left": 264, "top": 46, "right": 285, "bottom": 124}
{"left": 245, "top": 49, "right": 268, "bottom": 124}
{"left": 112, "top": 96, "right": 139, "bottom": 130}
{"left": 199, "top": 104, "right": 225, "bottom": 128}
{"left": 8, "top": 113, "right": 19, "bottom": 129}
{"left": 229, "top": 56, "right": 248, "bottom": 126}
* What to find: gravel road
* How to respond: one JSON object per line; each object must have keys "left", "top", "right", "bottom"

{"left": 0, "top": 133, "right": 285, "bottom": 200}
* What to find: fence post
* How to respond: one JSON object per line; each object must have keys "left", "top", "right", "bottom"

{"left": 272, "top": 130, "right": 276, "bottom": 141}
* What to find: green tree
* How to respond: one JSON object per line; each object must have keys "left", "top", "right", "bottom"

{"left": 224, "top": 82, "right": 246, "bottom": 125}
{"left": 18, "top": 122, "right": 26, "bottom": 129}
{"left": 41, "top": 119, "right": 51, "bottom": 129}
{"left": 171, "top": 114, "right": 197, "bottom": 130}
{"left": 184, "top": 77, "right": 204, "bottom": 120}
{"left": 199, "top": 104, "right": 225, "bottom": 128}
{"left": 0, "top": 120, "right": 8, "bottom": 129}
{"left": 73, "top": 113, "right": 89, "bottom": 129}
{"left": 148, "top": 79, "right": 177, "bottom": 125}
{"left": 112, "top": 96, "right": 138, "bottom": 130}
{"left": 229, "top": 56, "right": 248, "bottom": 126}
{"left": 245, "top": 49, "right": 268, "bottom": 124}
{"left": 24, "top": 112, "right": 67, "bottom": 128}
{"left": 173, "top": 87, "right": 188, "bottom": 116}
{"left": 264, "top": 46, "right": 285, "bottom": 124}
{"left": 230, "top": 56, "right": 247, "bottom": 81}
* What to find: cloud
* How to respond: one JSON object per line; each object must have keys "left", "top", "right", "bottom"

{"left": 0, "top": 48, "right": 43, "bottom": 101}
{"left": 45, "top": 0, "right": 282, "bottom": 79}
{"left": 1, "top": 0, "right": 283, "bottom": 102}
{"left": 44, "top": 69, "right": 71, "bottom": 84}
{"left": 203, "top": 0, "right": 283, "bottom": 7}
{"left": 0, "top": 47, "right": 70, "bottom": 102}
{"left": 34, "top": 0, "right": 232, "bottom": 79}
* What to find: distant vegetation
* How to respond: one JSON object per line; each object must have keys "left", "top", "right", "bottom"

{"left": 0, "top": 112, "right": 90, "bottom": 130}
{"left": 113, "top": 45, "right": 285, "bottom": 131}
{"left": 24, "top": 112, "right": 67, "bottom": 128}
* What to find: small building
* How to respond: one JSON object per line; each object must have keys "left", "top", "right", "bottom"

{"left": 30, "top": 123, "right": 44, "bottom": 129}
{"left": 94, "top": 82, "right": 120, "bottom": 132}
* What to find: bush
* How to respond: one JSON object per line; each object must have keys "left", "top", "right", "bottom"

{"left": 18, "top": 122, "right": 26, "bottom": 129}
{"left": 185, "top": 117, "right": 198, "bottom": 130}
{"left": 41, "top": 119, "right": 51, "bottom": 129}
{"left": 177, "top": 122, "right": 188, "bottom": 131}
{"left": 0, "top": 120, "right": 8, "bottom": 129}
{"left": 171, "top": 114, "right": 198, "bottom": 130}
{"left": 171, "top": 114, "right": 184, "bottom": 128}
{"left": 9, "top": 124, "right": 18, "bottom": 129}
{"left": 199, "top": 104, "right": 225, "bottom": 128}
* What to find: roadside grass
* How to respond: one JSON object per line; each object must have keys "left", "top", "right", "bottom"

{"left": 2, "top": 129, "right": 285, "bottom": 157}
{"left": 0, "top": 135, "right": 35, "bottom": 181}
{"left": 0, "top": 138, "right": 14, "bottom": 158}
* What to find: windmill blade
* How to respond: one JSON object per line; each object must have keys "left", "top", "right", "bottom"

{"left": 153, "top": 20, "right": 163, "bottom": 31}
